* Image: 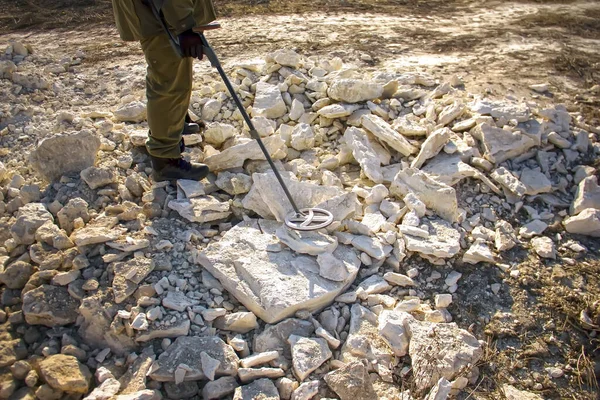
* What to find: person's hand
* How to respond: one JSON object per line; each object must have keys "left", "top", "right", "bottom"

{"left": 178, "top": 30, "right": 204, "bottom": 59}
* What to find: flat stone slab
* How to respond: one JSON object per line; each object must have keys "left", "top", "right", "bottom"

{"left": 23, "top": 285, "right": 80, "bottom": 327}
{"left": 204, "top": 136, "right": 287, "bottom": 172}
{"left": 29, "top": 131, "right": 101, "bottom": 182}
{"left": 150, "top": 336, "right": 239, "bottom": 382}
{"left": 197, "top": 219, "right": 360, "bottom": 324}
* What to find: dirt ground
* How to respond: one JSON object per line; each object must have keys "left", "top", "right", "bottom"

{"left": 0, "top": 0, "right": 599, "bottom": 399}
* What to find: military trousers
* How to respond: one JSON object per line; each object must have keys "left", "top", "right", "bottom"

{"left": 140, "top": 33, "right": 193, "bottom": 159}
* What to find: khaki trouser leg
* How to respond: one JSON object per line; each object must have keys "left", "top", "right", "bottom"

{"left": 140, "top": 33, "right": 193, "bottom": 159}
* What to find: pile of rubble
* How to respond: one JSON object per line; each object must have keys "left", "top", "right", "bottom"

{"left": 0, "top": 40, "right": 598, "bottom": 400}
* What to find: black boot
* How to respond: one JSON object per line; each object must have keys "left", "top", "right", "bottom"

{"left": 183, "top": 112, "right": 205, "bottom": 135}
{"left": 151, "top": 156, "right": 209, "bottom": 181}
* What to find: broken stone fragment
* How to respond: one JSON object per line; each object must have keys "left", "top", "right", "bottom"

{"left": 317, "top": 252, "right": 350, "bottom": 282}
{"left": 253, "top": 82, "right": 287, "bottom": 118}
{"left": 491, "top": 167, "right": 527, "bottom": 197}
{"left": 240, "top": 351, "right": 280, "bottom": 368}
{"left": 502, "top": 384, "right": 544, "bottom": 400}
{"left": 168, "top": 196, "right": 231, "bottom": 224}
{"left": 391, "top": 168, "right": 459, "bottom": 223}
{"left": 317, "top": 103, "right": 360, "bottom": 118}
{"left": 80, "top": 166, "right": 116, "bottom": 190}
{"left": 233, "top": 378, "right": 279, "bottom": 400}
{"left": 362, "top": 114, "right": 417, "bottom": 156}
{"left": 23, "top": 285, "right": 80, "bottom": 326}
{"left": 151, "top": 336, "right": 239, "bottom": 382}
{"left": 288, "top": 335, "right": 332, "bottom": 381}
{"left": 290, "top": 123, "right": 315, "bottom": 151}
{"left": 198, "top": 220, "right": 359, "bottom": 323}
{"left": 202, "top": 376, "right": 239, "bottom": 400}
{"left": 71, "top": 224, "right": 127, "bottom": 247}
{"left": 405, "top": 316, "right": 483, "bottom": 392}
{"left": 135, "top": 319, "right": 190, "bottom": 343}
{"left": 201, "top": 352, "right": 221, "bottom": 381}
{"left": 215, "top": 172, "right": 252, "bottom": 195}
{"left": 0, "top": 261, "right": 34, "bottom": 290}
{"left": 291, "top": 380, "right": 319, "bottom": 400}
{"left": 114, "top": 101, "right": 147, "bottom": 122}
{"left": 438, "top": 102, "right": 466, "bottom": 126}
{"left": 29, "top": 130, "right": 101, "bottom": 182}
{"left": 324, "top": 360, "right": 378, "bottom": 400}
{"left": 238, "top": 368, "right": 285, "bottom": 383}
{"left": 463, "top": 239, "right": 496, "bottom": 265}
{"left": 343, "top": 126, "right": 383, "bottom": 183}
{"left": 214, "top": 312, "right": 259, "bottom": 334}
{"left": 531, "top": 236, "right": 556, "bottom": 259}
{"left": 204, "top": 135, "right": 287, "bottom": 171}
{"left": 177, "top": 179, "right": 206, "bottom": 198}
{"left": 242, "top": 171, "right": 345, "bottom": 222}
{"left": 39, "top": 354, "right": 92, "bottom": 394}
{"left": 564, "top": 208, "right": 600, "bottom": 237}
{"left": 204, "top": 122, "right": 237, "bottom": 146}
{"left": 10, "top": 202, "right": 53, "bottom": 245}
{"left": 383, "top": 272, "right": 416, "bottom": 287}
{"left": 403, "top": 218, "right": 461, "bottom": 259}
{"left": 341, "top": 304, "right": 394, "bottom": 365}
{"left": 162, "top": 291, "right": 198, "bottom": 312}
{"left": 520, "top": 168, "right": 552, "bottom": 195}
{"left": 377, "top": 310, "right": 411, "bottom": 357}
{"left": 276, "top": 226, "right": 338, "bottom": 256}
{"left": 392, "top": 114, "right": 428, "bottom": 137}
{"left": 254, "top": 318, "right": 315, "bottom": 361}
{"left": 571, "top": 176, "right": 600, "bottom": 216}
{"left": 112, "top": 257, "right": 155, "bottom": 304}
{"left": 477, "top": 123, "right": 536, "bottom": 164}
{"left": 328, "top": 79, "right": 384, "bottom": 103}
{"left": 411, "top": 127, "right": 451, "bottom": 169}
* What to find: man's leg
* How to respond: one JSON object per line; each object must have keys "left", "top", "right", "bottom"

{"left": 140, "top": 33, "right": 209, "bottom": 181}
{"left": 141, "top": 33, "right": 191, "bottom": 158}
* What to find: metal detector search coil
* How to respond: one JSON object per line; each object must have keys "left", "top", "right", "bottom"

{"left": 285, "top": 208, "right": 335, "bottom": 231}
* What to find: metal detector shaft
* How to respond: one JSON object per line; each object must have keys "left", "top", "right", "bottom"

{"left": 199, "top": 34, "right": 303, "bottom": 216}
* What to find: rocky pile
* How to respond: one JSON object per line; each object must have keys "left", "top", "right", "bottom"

{"left": 0, "top": 41, "right": 598, "bottom": 400}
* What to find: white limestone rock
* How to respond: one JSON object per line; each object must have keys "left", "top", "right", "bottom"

{"left": 477, "top": 123, "right": 536, "bottom": 164}
{"left": 288, "top": 335, "right": 332, "bottom": 381}
{"left": 168, "top": 196, "right": 231, "bottom": 223}
{"left": 571, "top": 176, "right": 600, "bottom": 215}
{"left": 233, "top": 378, "right": 279, "bottom": 400}
{"left": 362, "top": 114, "right": 417, "bottom": 156}
{"left": 317, "top": 253, "right": 350, "bottom": 282}
{"left": 390, "top": 168, "right": 459, "bottom": 223}
{"left": 491, "top": 167, "right": 527, "bottom": 197}
{"left": 197, "top": 220, "right": 360, "bottom": 323}
{"left": 150, "top": 336, "right": 239, "bottom": 382}
{"left": 30, "top": 131, "right": 101, "bottom": 182}
{"left": 438, "top": 102, "right": 465, "bottom": 126}
{"left": 242, "top": 171, "right": 346, "bottom": 222}
{"left": 502, "top": 384, "right": 544, "bottom": 400}
{"left": 411, "top": 127, "right": 452, "bottom": 169}
{"left": 377, "top": 310, "right": 411, "bottom": 357}
{"left": 520, "top": 168, "right": 552, "bottom": 195}
{"left": 80, "top": 167, "right": 116, "bottom": 190}
{"left": 317, "top": 103, "right": 360, "bottom": 118}
{"left": 114, "top": 101, "right": 147, "bottom": 123}
{"left": 215, "top": 172, "right": 252, "bottom": 195}
{"left": 203, "top": 99, "right": 222, "bottom": 121}
{"left": 112, "top": 257, "right": 155, "bottom": 303}
{"left": 328, "top": 79, "right": 384, "bottom": 103}
{"left": 204, "top": 135, "right": 287, "bottom": 171}
{"left": 403, "top": 219, "right": 461, "bottom": 259}
{"left": 564, "top": 208, "right": 600, "bottom": 237}
{"left": 276, "top": 226, "right": 338, "bottom": 256}
{"left": 341, "top": 304, "right": 394, "bottom": 365}
{"left": 10, "top": 203, "right": 54, "bottom": 245}
{"left": 251, "top": 116, "right": 276, "bottom": 137}
{"left": 273, "top": 49, "right": 302, "bottom": 68}
{"left": 463, "top": 239, "right": 496, "bottom": 265}
{"left": 531, "top": 236, "right": 556, "bottom": 259}
{"left": 289, "top": 99, "right": 305, "bottom": 121}
{"left": 405, "top": 317, "right": 483, "bottom": 391}
{"left": 253, "top": 82, "right": 287, "bottom": 119}
{"left": 204, "top": 123, "right": 237, "bottom": 146}
{"left": 392, "top": 115, "right": 428, "bottom": 137}
{"left": 343, "top": 127, "right": 383, "bottom": 183}
{"left": 23, "top": 285, "right": 79, "bottom": 327}
{"left": 177, "top": 179, "right": 206, "bottom": 198}
{"left": 383, "top": 272, "right": 416, "bottom": 287}
{"left": 290, "top": 123, "right": 315, "bottom": 151}
{"left": 214, "top": 312, "right": 259, "bottom": 334}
